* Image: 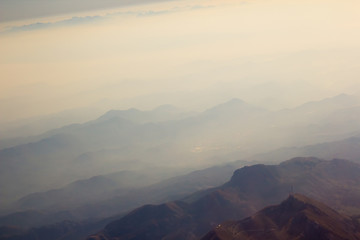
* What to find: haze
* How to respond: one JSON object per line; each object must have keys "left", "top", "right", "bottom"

{"left": 1, "top": 0, "right": 360, "bottom": 130}
{"left": 2, "top": 2, "right": 360, "bottom": 239}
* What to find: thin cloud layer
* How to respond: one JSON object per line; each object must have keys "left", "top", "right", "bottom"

{"left": 0, "top": 0, "right": 173, "bottom": 22}
{"left": 2, "top": 16, "right": 102, "bottom": 33}
{"left": 0, "top": 0, "right": 360, "bottom": 125}
{"left": 0, "top": 3, "right": 213, "bottom": 33}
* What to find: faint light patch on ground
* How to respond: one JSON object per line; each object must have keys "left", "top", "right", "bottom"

{"left": 191, "top": 146, "right": 204, "bottom": 153}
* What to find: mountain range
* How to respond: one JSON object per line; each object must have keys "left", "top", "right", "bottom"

{"left": 2, "top": 163, "right": 240, "bottom": 226}
{"left": 1, "top": 94, "right": 360, "bottom": 210}
{"left": 2, "top": 95, "right": 360, "bottom": 240}
{"left": 201, "top": 194, "right": 360, "bottom": 240}
{"left": 7, "top": 131, "right": 360, "bottom": 226}
{"left": 1, "top": 157, "right": 360, "bottom": 240}
{"left": 87, "top": 157, "right": 360, "bottom": 240}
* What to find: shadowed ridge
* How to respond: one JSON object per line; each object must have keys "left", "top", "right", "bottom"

{"left": 201, "top": 194, "right": 360, "bottom": 240}
{"left": 224, "top": 164, "right": 282, "bottom": 201}
{"left": 98, "top": 108, "right": 141, "bottom": 121}
{"left": 100, "top": 201, "right": 190, "bottom": 240}
{"left": 227, "top": 164, "right": 278, "bottom": 188}
{"left": 279, "top": 157, "right": 323, "bottom": 168}
{"left": 203, "top": 98, "right": 264, "bottom": 117}
{"left": 87, "top": 158, "right": 360, "bottom": 240}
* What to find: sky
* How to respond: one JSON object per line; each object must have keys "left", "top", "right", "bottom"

{"left": 0, "top": 0, "right": 170, "bottom": 22}
{"left": 1, "top": 0, "right": 360, "bottom": 126}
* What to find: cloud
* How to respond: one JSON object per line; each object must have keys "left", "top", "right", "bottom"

{"left": 1, "top": 15, "right": 103, "bottom": 33}
{"left": 136, "top": 10, "right": 171, "bottom": 17}
{"left": 0, "top": 6, "right": 189, "bottom": 33}
{"left": 2, "top": 0, "right": 359, "bottom": 124}
{"left": 0, "top": 0, "right": 174, "bottom": 22}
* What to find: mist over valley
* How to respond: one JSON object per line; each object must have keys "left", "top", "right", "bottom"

{"left": 1, "top": 0, "right": 360, "bottom": 239}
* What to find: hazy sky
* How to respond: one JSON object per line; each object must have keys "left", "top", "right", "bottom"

{"left": 0, "top": 0, "right": 170, "bottom": 22}
{"left": 1, "top": 0, "right": 360, "bottom": 125}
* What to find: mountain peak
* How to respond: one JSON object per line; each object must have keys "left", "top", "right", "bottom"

{"left": 332, "top": 93, "right": 352, "bottom": 100}
{"left": 202, "top": 194, "right": 360, "bottom": 240}
{"left": 279, "top": 193, "right": 331, "bottom": 212}
{"left": 287, "top": 193, "right": 313, "bottom": 203}
{"left": 228, "top": 164, "right": 278, "bottom": 189}
{"left": 296, "top": 93, "right": 358, "bottom": 111}
{"left": 204, "top": 98, "right": 263, "bottom": 116}
{"left": 152, "top": 104, "right": 178, "bottom": 112}
{"left": 227, "top": 98, "right": 246, "bottom": 104}
{"left": 219, "top": 98, "right": 247, "bottom": 107}
{"left": 97, "top": 108, "right": 141, "bottom": 121}
{"left": 279, "top": 157, "right": 323, "bottom": 169}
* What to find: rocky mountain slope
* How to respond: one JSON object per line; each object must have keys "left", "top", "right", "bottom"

{"left": 87, "top": 157, "right": 360, "bottom": 240}
{"left": 201, "top": 194, "right": 360, "bottom": 240}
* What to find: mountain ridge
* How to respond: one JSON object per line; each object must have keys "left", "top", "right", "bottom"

{"left": 201, "top": 194, "right": 360, "bottom": 240}
{"left": 87, "top": 157, "right": 360, "bottom": 240}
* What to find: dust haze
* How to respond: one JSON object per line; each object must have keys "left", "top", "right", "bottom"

{"left": 1, "top": 0, "right": 360, "bottom": 233}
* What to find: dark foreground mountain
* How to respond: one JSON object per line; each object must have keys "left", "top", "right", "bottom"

{"left": 87, "top": 157, "right": 360, "bottom": 240}
{"left": 201, "top": 194, "right": 360, "bottom": 240}
{"left": 0, "top": 221, "right": 81, "bottom": 240}
{"left": 0, "top": 218, "right": 115, "bottom": 240}
{"left": 0, "top": 164, "right": 241, "bottom": 240}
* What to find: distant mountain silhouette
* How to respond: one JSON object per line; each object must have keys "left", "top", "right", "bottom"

{"left": 2, "top": 94, "right": 360, "bottom": 215}
{"left": 252, "top": 135, "right": 360, "bottom": 164}
{"left": 0, "top": 219, "right": 109, "bottom": 240}
{"left": 0, "top": 210, "right": 75, "bottom": 229}
{"left": 15, "top": 171, "right": 159, "bottom": 213}
{"left": 97, "top": 105, "right": 193, "bottom": 124}
{"left": 87, "top": 158, "right": 360, "bottom": 240}
{"left": 202, "top": 98, "right": 265, "bottom": 117}
{"left": 201, "top": 194, "right": 360, "bottom": 240}
{"left": 0, "top": 163, "right": 241, "bottom": 229}
{"left": 0, "top": 98, "right": 266, "bottom": 207}
{"left": 292, "top": 93, "right": 357, "bottom": 112}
